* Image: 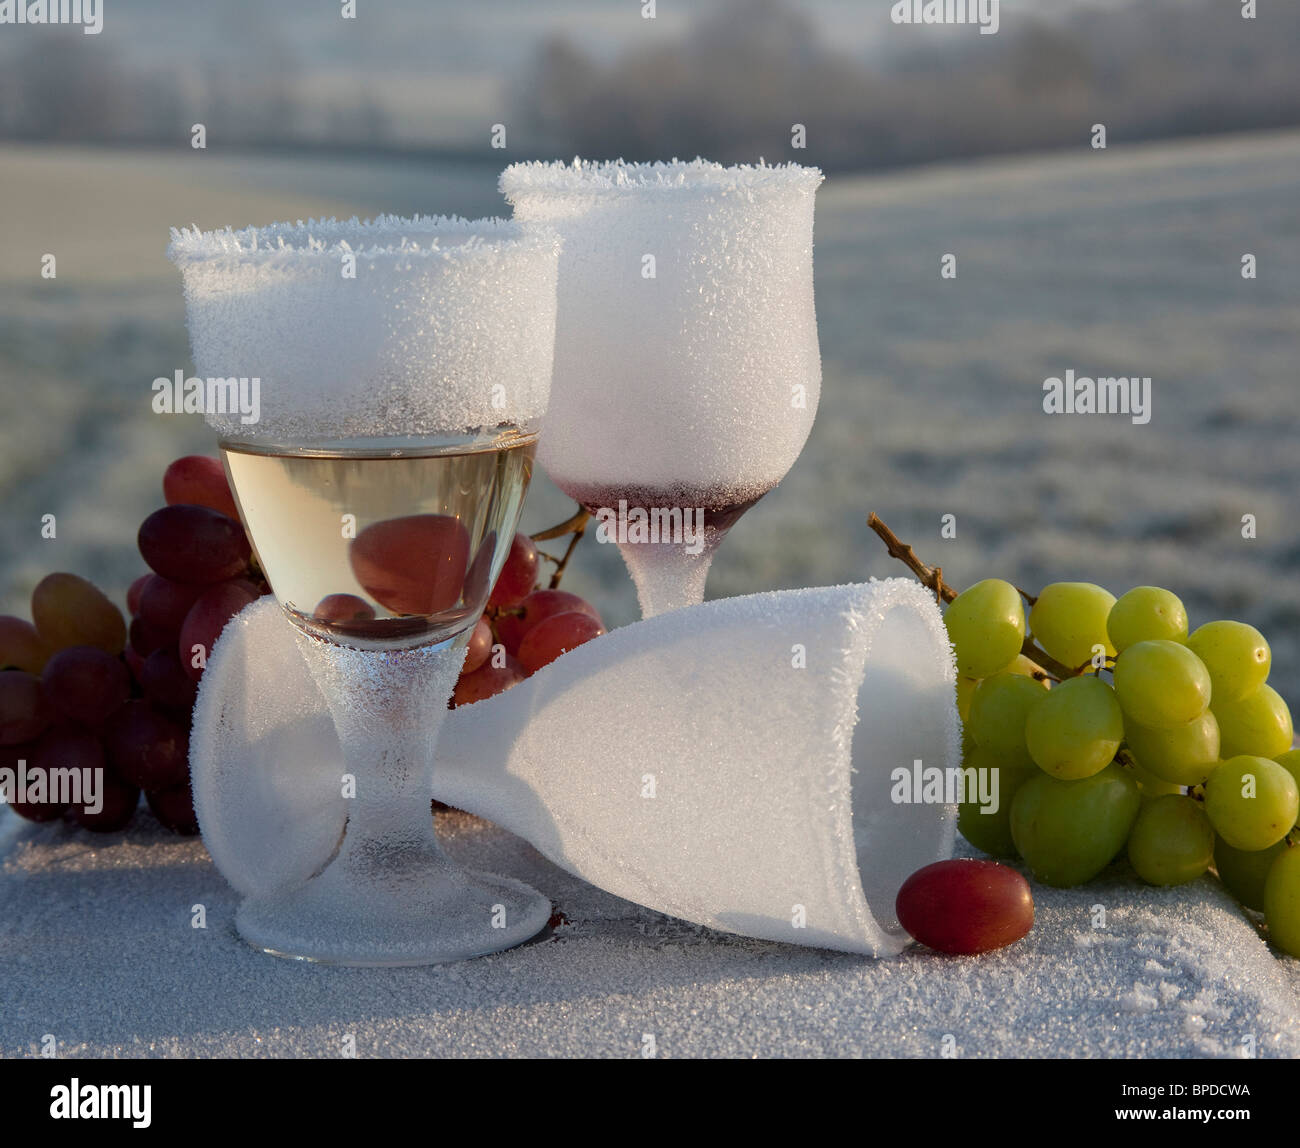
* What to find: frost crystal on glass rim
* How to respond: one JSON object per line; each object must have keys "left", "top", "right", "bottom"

{"left": 168, "top": 215, "right": 560, "bottom": 442}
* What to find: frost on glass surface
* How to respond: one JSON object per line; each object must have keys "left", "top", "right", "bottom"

{"left": 168, "top": 216, "right": 560, "bottom": 442}
{"left": 501, "top": 159, "right": 824, "bottom": 617}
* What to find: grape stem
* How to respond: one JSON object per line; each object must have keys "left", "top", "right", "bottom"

{"left": 866, "top": 512, "right": 1076, "bottom": 681}
{"left": 533, "top": 506, "right": 591, "bottom": 590}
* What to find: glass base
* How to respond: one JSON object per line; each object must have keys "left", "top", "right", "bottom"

{"left": 234, "top": 864, "right": 552, "bottom": 967}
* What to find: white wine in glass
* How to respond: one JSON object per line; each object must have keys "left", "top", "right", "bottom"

{"left": 221, "top": 430, "right": 536, "bottom": 650}
{"left": 501, "top": 159, "right": 824, "bottom": 618}
{"left": 169, "top": 216, "right": 560, "bottom": 965}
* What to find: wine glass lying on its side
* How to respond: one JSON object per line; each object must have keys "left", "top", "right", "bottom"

{"left": 192, "top": 579, "right": 962, "bottom": 958}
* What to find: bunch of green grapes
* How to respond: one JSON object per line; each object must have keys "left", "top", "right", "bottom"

{"left": 948, "top": 579, "right": 1300, "bottom": 957}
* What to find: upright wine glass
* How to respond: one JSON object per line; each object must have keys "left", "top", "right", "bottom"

{"left": 500, "top": 159, "right": 823, "bottom": 617}
{"left": 168, "top": 216, "right": 560, "bottom": 964}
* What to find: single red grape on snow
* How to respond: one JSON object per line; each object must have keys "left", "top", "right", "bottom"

{"left": 895, "top": 859, "right": 1034, "bottom": 955}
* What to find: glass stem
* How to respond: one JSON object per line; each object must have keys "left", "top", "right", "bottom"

{"left": 618, "top": 541, "right": 716, "bottom": 618}
{"left": 294, "top": 631, "right": 466, "bottom": 873}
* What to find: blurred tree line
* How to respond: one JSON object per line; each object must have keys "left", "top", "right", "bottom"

{"left": 1, "top": 0, "right": 1297, "bottom": 169}
{"left": 517, "top": 0, "right": 1300, "bottom": 169}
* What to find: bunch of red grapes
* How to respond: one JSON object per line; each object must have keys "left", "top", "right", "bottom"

{"left": 0, "top": 455, "right": 606, "bottom": 835}
{"left": 0, "top": 457, "right": 263, "bottom": 832}
{"left": 453, "top": 532, "right": 605, "bottom": 707}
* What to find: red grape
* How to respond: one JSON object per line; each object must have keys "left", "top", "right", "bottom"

{"left": 2, "top": 741, "right": 66, "bottom": 822}
{"left": 31, "top": 573, "right": 127, "bottom": 655}
{"left": 452, "top": 655, "right": 527, "bottom": 707}
{"left": 13, "top": 726, "right": 104, "bottom": 823}
{"left": 518, "top": 611, "right": 605, "bottom": 674}
{"left": 41, "top": 645, "right": 130, "bottom": 725}
{"left": 488, "top": 532, "right": 539, "bottom": 608}
{"left": 895, "top": 859, "right": 1034, "bottom": 955}
{"left": 73, "top": 772, "right": 141, "bottom": 833}
{"left": 463, "top": 532, "right": 496, "bottom": 608}
{"left": 126, "top": 574, "right": 152, "bottom": 616}
{"left": 147, "top": 781, "right": 199, "bottom": 835}
{"left": 313, "top": 593, "right": 376, "bottom": 623}
{"left": 0, "top": 615, "right": 51, "bottom": 673}
{"left": 494, "top": 589, "right": 603, "bottom": 656}
{"left": 463, "top": 617, "right": 493, "bottom": 675}
{"left": 138, "top": 504, "right": 251, "bottom": 584}
{"left": 129, "top": 614, "right": 175, "bottom": 659}
{"left": 0, "top": 670, "right": 54, "bottom": 745}
{"left": 163, "top": 455, "right": 240, "bottom": 521}
{"left": 179, "top": 581, "right": 260, "bottom": 681}
{"left": 350, "top": 514, "right": 470, "bottom": 617}
{"left": 137, "top": 575, "right": 205, "bottom": 633}
{"left": 124, "top": 645, "right": 146, "bottom": 686}
{"left": 104, "top": 699, "right": 189, "bottom": 790}
{"left": 139, "top": 648, "right": 198, "bottom": 712}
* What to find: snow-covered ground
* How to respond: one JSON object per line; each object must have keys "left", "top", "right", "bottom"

{"left": 2, "top": 809, "right": 1296, "bottom": 1057}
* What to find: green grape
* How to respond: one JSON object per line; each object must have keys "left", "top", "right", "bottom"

{"left": 967, "top": 672, "right": 1049, "bottom": 769}
{"left": 1202, "top": 755, "right": 1299, "bottom": 851}
{"left": 1213, "top": 684, "right": 1293, "bottom": 759}
{"left": 960, "top": 723, "right": 976, "bottom": 765}
{"left": 1129, "top": 758, "right": 1185, "bottom": 797}
{"left": 1006, "top": 653, "right": 1052, "bottom": 687}
{"left": 1027, "top": 582, "right": 1117, "bottom": 671}
{"left": 1010, "top": 763, "right": 1141, "bottom": 887}
{"left": 1106, "top": 586, "right": 1188, "bottom": 653}
{"left": 1024, "top": 675, "right": 1123, "bottom": 780}
{"left": 1122, "top": 708, "right": 1219, "bottom": 787}
{"left": 1113, "top": 640, "right": 1212, "bottom": 729}
{"left": 1126, "top": 794, "right": 1214, "bottom": 886}
{"left": 956, "top": 675, "right": 979, "bottom": 723}
{"left": 957, "top": 746, "right": 1035, "bottom": 859}
{"left": 1186, "top": 620, "right": 1270, "bottom": 704}
{"left": 1263, "top": 845, "right": 1300, "bottom": 958}
{"left": 1215, "top": 835, "right": 1286, "bottom": 911}
{"left": 1273, "top": 749, "right": 1300, "bottom": 794}
{"left": 944, "top": 580, "right": 1024, "bottom": 679}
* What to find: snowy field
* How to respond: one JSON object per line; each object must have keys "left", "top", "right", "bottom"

{"left": 0, "top": 132, "right": 1296, "bottom": 701}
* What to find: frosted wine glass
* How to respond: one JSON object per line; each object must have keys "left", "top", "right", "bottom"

{"left": 500, "top": 159, "right": 823, "bottom": 618}
{"left": 192, "top": 579, "right": 961, "bottom": 957}
{"left": 168, "top": 216, "right": 560, "bottom": 964}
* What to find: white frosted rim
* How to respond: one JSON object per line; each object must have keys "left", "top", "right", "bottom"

{"left": 500, "top": 157, "right": 824, "bottom": 200}
{"left": 168, "top": 214, "right": 560, "bottom": 264}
